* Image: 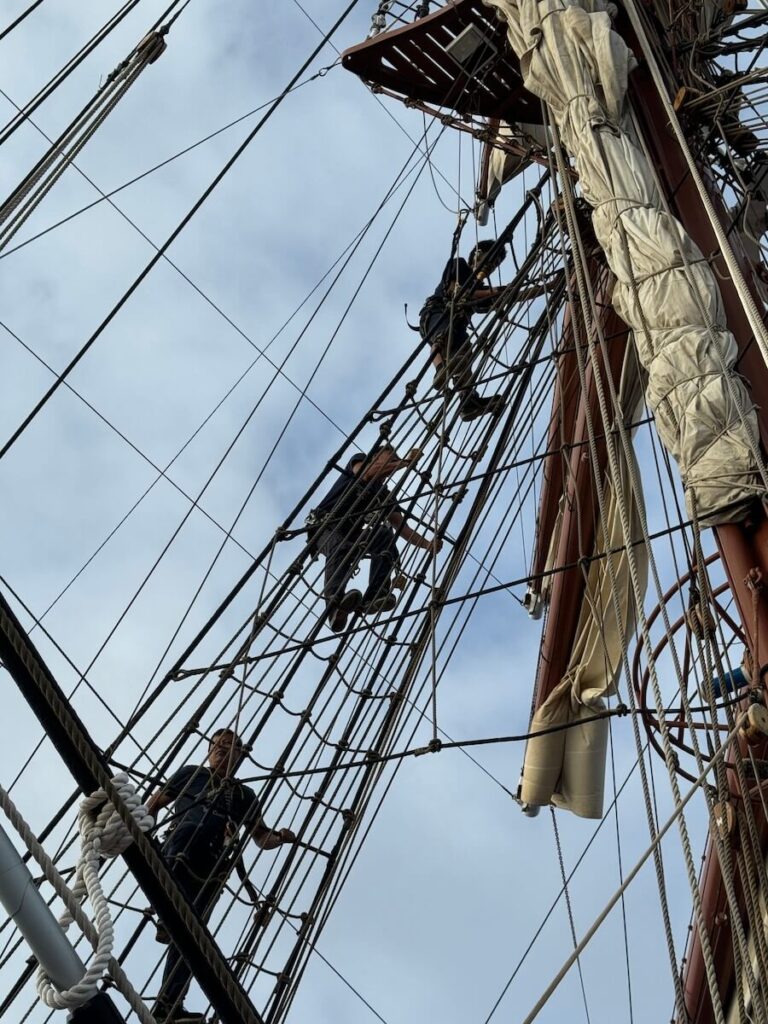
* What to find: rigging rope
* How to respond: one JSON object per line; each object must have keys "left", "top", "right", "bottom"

{"left": 0, "top": 0, "right": 365, "bottom": 462}
{"left": 0, "top": 778, "right": 156, "bottom": 1022}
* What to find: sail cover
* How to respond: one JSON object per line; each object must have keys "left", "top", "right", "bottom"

{"left": 481, "top": 0, "right": 763, "bottom": 526}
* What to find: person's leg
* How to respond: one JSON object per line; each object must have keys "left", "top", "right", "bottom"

{"left": 154, "top": 860, "right": 204, "bottom": 1018}
{"left": 318, "top": 527, "right": 364, "bottom": 631}
{"left": 363, "top": 527, "right": 398, "bottom": 605}
{"left": 318, "top": 529, "right": 357, "bottom": 608}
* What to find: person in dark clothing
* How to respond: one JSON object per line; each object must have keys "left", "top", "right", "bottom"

{"left": 419, "top": 238, "right": 508, "bottom": 420}
{"left": 310, "top": 445, "right": 442, "bottom": 632}
{"left": 146, "top": 728, "right": 295, "bottom": 1024}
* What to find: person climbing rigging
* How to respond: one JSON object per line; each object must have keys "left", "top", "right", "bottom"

{"left": 419, "top": 237, "right": 508, "bottom": 420}
{"left": 146, "top": 727, "right": 296, "bottom": 1024}
{"left": 309, "top": 444, "right": 442, "bottom": 633}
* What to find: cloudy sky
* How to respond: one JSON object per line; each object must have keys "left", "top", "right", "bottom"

{"left": 0, "top": 2, "right": 732, "bottom": 1023}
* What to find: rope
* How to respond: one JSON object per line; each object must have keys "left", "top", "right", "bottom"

{"left": 520, "top": 715, "right": 746, "bottom": 1024}
{"left": 36, "top": 774, "right": 154, "bottom": 1011}
{"left": 0, "top": 0, "right": 365, "bottom": 462}
{"left": 0, "top": 780, "right": 157, "bottom": 1022}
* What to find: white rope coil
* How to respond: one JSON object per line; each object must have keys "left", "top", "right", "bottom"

{"left": 36, "top": 773, "right": 154, "bottom": 1012}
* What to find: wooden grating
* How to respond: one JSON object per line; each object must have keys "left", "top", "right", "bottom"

{"left": 341, "top": 0, "right": 543, "bottom": 124}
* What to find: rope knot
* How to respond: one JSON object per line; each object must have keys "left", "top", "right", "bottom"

{"left": 36, "top": 774, "right": 154, "bottom": 1011}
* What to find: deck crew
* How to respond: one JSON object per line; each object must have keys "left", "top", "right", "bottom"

{"left": 419, "top": 238, "right": 508, "bottom": 419}
{"left": 310, "top": 445, "right": 441, "bottom": 632}
{"left": 147, "top": 728, "right": 295, "bottom": 1024}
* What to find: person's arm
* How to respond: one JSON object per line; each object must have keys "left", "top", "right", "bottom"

{"left": 388, "top": 509, "right": 442, "bottom": 552}
{"left": 362, "top": 448, "right": 422, "bottom": 481}
{"left": 146, "top": 789, "right": 173, "bottom": 817}
{"left": 145, "top": 765, "right": 194, "bottom": 818}
{"left": 249, "top": 819, "right": 296, "bottom": 850}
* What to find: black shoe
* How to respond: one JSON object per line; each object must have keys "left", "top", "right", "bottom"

{"left": 155, "top": 922, "right": 169, "bottom": 944}
{"left": 459, "top": 393, "right": 503, "bottom": 422}
{"left": 154, "top": 1007, "right": 206, "bottom": 1023}
{"left": 363, "top": 592, "right": 397, "bottom": 615}
{"left": 329, "top": 589, "right": 363, "bottom": 633}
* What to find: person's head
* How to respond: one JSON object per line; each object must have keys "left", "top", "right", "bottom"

{"left": 468, "top": 239, "right": 506, "bottom": 279}
{"left": 363, "top": 442, "right": 399, "bottom": 478}
{"left": 208, "top": 728, "right": 243, "bottom": 776}
{"left": 348, "top": 444, "right": 399, "bottom": 478}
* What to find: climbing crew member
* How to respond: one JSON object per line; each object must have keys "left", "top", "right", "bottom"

{"left": 146, "top": 727, "right": 296, "bottom": 1024}
{"left": 310, "top": 444, "right": 441, "bottom": 633}
{"left": 419, "top": 238, "right": 508, "bottom": 420}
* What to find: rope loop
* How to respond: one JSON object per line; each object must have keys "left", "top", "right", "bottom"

{"left": 36, "top": 774, "right": 153, "bottom": 1011}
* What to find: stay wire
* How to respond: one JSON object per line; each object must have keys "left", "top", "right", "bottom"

{"left": 0, "top": 0, "right": 364, "bottom": 461}
{"left": 0, "top": 61, "right": 340, "bottom": 264}
{"left": 0, "top": 0, "right": 46, "bottom": 42}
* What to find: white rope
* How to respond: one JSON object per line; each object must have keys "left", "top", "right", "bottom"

{"left": 0, "top": 780, "right": 157, "bottom": 1022}
{"left": 0, "top": 773, "right": 157, "bottom": 1017}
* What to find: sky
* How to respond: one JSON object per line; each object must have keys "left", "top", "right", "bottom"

{"left": 0, "top": 2, "right": 744, "bottom": 1023}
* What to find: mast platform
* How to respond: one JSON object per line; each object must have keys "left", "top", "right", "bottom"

{"left": 341, "top": 0, "right": 543, "bottom": 125}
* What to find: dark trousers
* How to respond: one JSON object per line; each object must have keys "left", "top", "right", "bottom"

{"left": 154, "top": 856, "right": 222, "bottom": 1014}
{"left": 317, "top": 524, "right": 398, "bottom": 607}
{"left": 419, "top": 314, "right": 475, "bottom": 393}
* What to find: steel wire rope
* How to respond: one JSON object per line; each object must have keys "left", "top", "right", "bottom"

{"left": 0, "top": 0, "right": 146, "bottom": 142}
{"left": 549, "top": 809, "right": 593, "bottom": 1024}
{"left": 0, "top": 317, "right": 266, "bottom": 568}
{"left": 0, "top": 29, "right": 171, "bottom": 254}
{"left": 542, "top": 125, "right": 691, "bottom": 1019}
{"left": 288, "top": 0, "right": 472, "bottom": 215}
{"left": 0, "top": 0, "right": 365, "bottom": 461}
{"left": 3, "top": 117, "right": 438, "bottom": 806}
{"left": 0, "top": 63, "right": 341, "bottom": 263}
{"left": 0, "top": 0, "right": 48, "bottom": 42}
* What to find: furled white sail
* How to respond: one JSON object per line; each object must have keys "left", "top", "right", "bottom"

{"left": 482, "top": 0, "right": 763, "bottom": 818}
{"left": 482, "top": 0, "right": 762, "bottom": 525}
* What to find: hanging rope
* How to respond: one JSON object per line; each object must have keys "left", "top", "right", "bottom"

{"left": 0, "top": 779, "right": 156, "bottom": 1022}
{"left": 36, "top": 774, "right": 154, "bottom": 1012}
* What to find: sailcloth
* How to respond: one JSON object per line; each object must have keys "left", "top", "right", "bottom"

{"left": 523, "top": 359, "right": 646, "bottom": 818}
{"left": 482, "top": 0, "right": 762, "bottom": 524}
{"left": 481, "top": 0, "right": 763, "bottom": 817}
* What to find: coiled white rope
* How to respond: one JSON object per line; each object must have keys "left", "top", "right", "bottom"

{"left": 31, "top": 773, "right": 155, "bottom": 1014}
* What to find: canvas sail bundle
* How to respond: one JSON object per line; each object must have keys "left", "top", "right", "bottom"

{"left": 481, "top": 0, "right": 763, "bottom": 817}
{"left": 482, "top": 0, "right": 762, "bottom": 525}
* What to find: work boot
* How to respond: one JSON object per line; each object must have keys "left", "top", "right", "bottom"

{"left": 459, "top": 392, "right": 503, "bottom": 422}
{"left": 363, "top": 591, "right": 397, "bottom": 615}
{"left": 328, "top": 589, "right": 363, "bottom": 633}
{"left": 154, "top": 1006, "right": 207, "bottom": 1023}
